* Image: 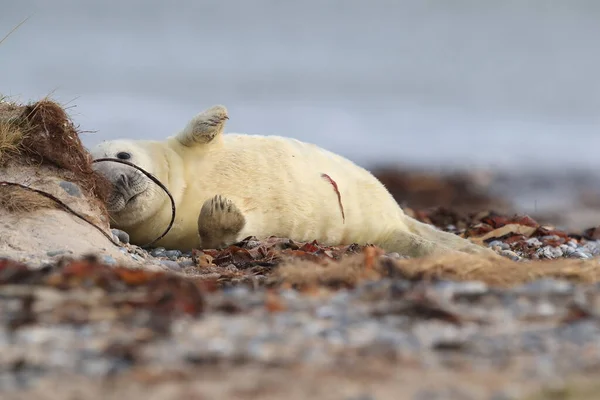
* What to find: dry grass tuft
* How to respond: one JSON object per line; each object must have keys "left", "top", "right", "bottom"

{"left": 0, "top": 117, "right": 26, "bottom": 164}
{"left": 0, "top": 185, "right": 57, "bottom": 212}
{"left": 0, "top": 98, "right": 112, "bottom": 204}
{"left": 273, "top": 247, "right": 600, "bottom": 290}
{"left": 0, "top": 97, "right": 114, "bottom": 218}
{"left": 389, "top": 252, "right": 600, "bottom": 287}
{"left": 19, "top": 99, "right": 111, "bottom": 202}
{"left": 274, "top": 253, "right": 382, "bottom": 290}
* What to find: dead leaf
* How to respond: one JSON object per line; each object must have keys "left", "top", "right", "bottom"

{"left": 473, "top": 224, "right": 537, "bottom": 243}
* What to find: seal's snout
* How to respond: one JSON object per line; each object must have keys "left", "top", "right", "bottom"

{"left": 117, "top": 173, "right": 128, "bottom": 189}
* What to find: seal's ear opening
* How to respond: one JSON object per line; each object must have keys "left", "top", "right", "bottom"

{"left": 176, "top": 105, "right": 229, "bottom": 147}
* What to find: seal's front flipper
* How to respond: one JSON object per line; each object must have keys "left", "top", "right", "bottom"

{"left": 197, "top": 194, "right": 246, "bottom": 249}
{"left": 176, "top": 105, "right": 229, "bottom": 147}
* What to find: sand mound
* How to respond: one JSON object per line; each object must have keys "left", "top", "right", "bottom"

{"left": 0, "top": 97, "right": 145, "bottom": 268}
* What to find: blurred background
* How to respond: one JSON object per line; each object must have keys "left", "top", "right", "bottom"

{"left": 1, "top": 0, "right": 600, "bottom": 230}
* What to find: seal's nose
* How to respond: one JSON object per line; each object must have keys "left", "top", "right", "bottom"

{"left": 117, "top": 173, "right": 128, "bottom": 188}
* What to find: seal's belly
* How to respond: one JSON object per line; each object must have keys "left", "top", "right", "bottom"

{"left": 181, "top": 135, "right": 403, "bottom": 246}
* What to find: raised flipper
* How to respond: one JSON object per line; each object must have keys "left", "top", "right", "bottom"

{"left": 197, "top": 194, "right": 246, "bottom": 249}
{"left": 176, "top": 105, "right": 229, "bottom": 147}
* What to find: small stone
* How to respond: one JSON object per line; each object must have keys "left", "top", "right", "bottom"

{"left": 525, "top": 238, "right": 542, "bottom": 248}
{"left": 46, "top": 249, "right": 70, "bottom": 257}
{"left": 111, "top": 229, "right": 130, "bottom": 244}
{"left": 164, "top": 250, "right": 182, "bottom": 260}
{"left": 179, "top": 259, "right": 195, "bottom": 268}
{"left": 541, "top": 235, "right": 561, "bottom": 242}
{"left": 499, "top": 250, "right": 521, "bottom": 261}
{"left": 385, "top": 252, "right": 404, "bottom": 259}
{"left": 583, "top": 242, "right": 600, "bottom": 256}
{"left": 59, "top": 181, "right": 82, "bottom": 197}
{"left": 160, "top": 260, "right": 181, "bottom": 271}
{"left": 102, "top": 255, "right": 117, "bottom": 265}
{"left": 570, "top": 250, "right": 591, "bottom": 259}
{"left": 536, "top": 246, "right": 563, "bottom": 259}
{"left": 150, "top": 247, "right": 166, "bottom": 257}
{"left": 515, "top": 278, "right": 573, "bottom": 296}
{"left": 434, "top": 280, "right": 488, "bottom": 299}
{"left": 488, "top": 240, "right": 509, "bottom": 250}
{"left": 181, "top": 251, "right": 193, "bottom": 258}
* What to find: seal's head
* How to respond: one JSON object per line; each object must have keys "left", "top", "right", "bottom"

{"left": 89, "top": 139, "right": 169, "bottom": 227}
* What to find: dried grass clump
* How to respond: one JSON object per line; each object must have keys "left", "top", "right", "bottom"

{"left": 274, "top": 247, "right": 600, "bottom": 290}
{"left": 17, "top": 99, "right": 112, "bottom": 203}
{"left": 391, "top": 252, "right": 600, "bottom": 287}
{"left": 0, "top": 99, "right": 112, "bottom": 208}
{"left": 273, "top": 247, "right": 385, "bottom": 289}
{"left": 0, "top": 185, "right": 56, "bottom": 212}
{"left": 0, "top": 117, "right": 25, "bottom": 164}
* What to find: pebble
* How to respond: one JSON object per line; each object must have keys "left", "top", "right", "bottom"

{"left": 150, "top": 247, "right": 166, "bottom": 257}
{"left": 570, "top": 250, "right": 591, "bottom": 259}
{"left": 164, "top": 250, "right": 182, "bottom": 260}
{"left": 111, "top": 229, "right": 130, "bottom": 244}
{"left": 514, "top": 278, "right": 574, "bottom": 296}
{"left": 536, "top": 246, "right": 563, "bottom": 259}
{"left": 179, "top": 259, "right": 195, "bottom": 268}
{"left": 488, "top": 240, "right": 510, "bottom": 250}
{"left": 432, "top": 280, "right": 488, "bottom": 299}
{"left": 46, "top": 249, "right": 71, "bottom": 257}
{"left": 160, "top": 260, "right": 182, "bottom": 271}
{"left": 582, "top": 242, "right": 600, "bottom": 256}
{"left": 58, "top": 181, "right": 82, "bottom": 197}
{"left": 525, "top": 238, "right": 542, "bottom": 248}
{"left": 499, "top": 250, "right": 521, "bottom": 261}
{"left": 101, "top": 255, "right": 116, "bottom": 265}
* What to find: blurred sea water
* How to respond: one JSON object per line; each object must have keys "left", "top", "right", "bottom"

{"left": 1, "top": 0, "right": 599, "bottom": 175}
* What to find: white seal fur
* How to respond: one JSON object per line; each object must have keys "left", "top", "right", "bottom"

{"left": 90, "top": 105, "right": 496, "bottom": 258}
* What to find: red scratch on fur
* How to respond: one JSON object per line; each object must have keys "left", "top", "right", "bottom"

{"left": 321, "top": 173, "right": 345, "bottom": 223}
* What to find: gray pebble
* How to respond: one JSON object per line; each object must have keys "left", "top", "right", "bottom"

{"left": 541, "top": 235, "right": 561, "bottom": 241}
{"left": 536, "top": 246, "right": 563, "bottom": 259}
{"left": 150, "top": 247, "right": 166, "bottom": 257}
{"left": 102, "top": 255, "right": 117, "bottom": 265}
{"left": 488, "top": 240, "right": 510, "bottom": 250}
{"left": 570, "top": 250, "right": 591, "bottom": 259}
{"left": 160, "top": 260, "right": 181, "bottom": 271}
{"left": 525, "top": 238, "right": 542, "bottom": 248}
{"left": 110, "top": 229, "right": 130, "bottom": 244}
{"left": 59, "top": 181, "right": 82, "bottom": 197}
{"left": 179, "top": 260, "right": 195, "bottom": 268}
{"left": 515, "top": 278, "right": 573, "bottom": 296}
{"left": 164, "top": 250, "right": 182, "bottom": 259}
{"left": 433, "top": 280, "right": 488, "bottom": 299}
{"left": 46, "top": 249, "right": 71, "bottom": 257}
{"left": 499, "top": 250, "right": 521, "bottom": 261}
{"left": 583, "top": 242, "right": 600, "bottom": 256}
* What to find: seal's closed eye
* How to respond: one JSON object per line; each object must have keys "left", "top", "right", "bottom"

{"left": 116, "top": 152, "right": 131, "bottom": 160}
